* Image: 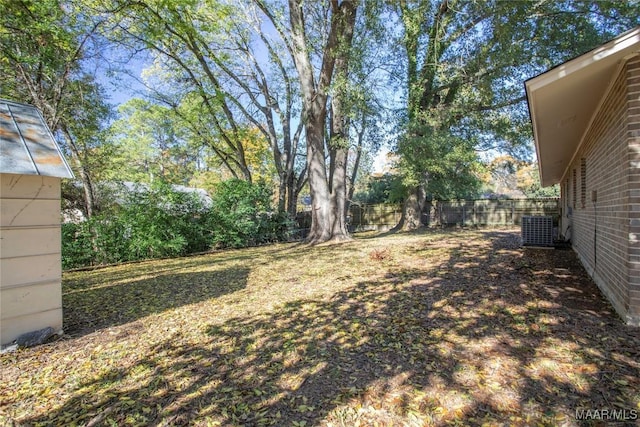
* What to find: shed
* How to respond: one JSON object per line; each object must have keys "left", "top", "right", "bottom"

{"left": 0, "top": 99, "right": 74, "bottom": 346}
{"left": 526, "top": 27, "right": 640, "bottom": 326}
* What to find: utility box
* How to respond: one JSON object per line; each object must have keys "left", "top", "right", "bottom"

{"left": 521, "top": 215, "right": 554, "bottom": 247}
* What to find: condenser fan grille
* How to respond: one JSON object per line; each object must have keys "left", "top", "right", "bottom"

{"left": 521, "top": 216, "right": 553, "bottom": 247}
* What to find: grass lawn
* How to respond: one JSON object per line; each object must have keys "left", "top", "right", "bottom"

{"left": 1, "top": 229, "right": 639, "bottom": 426}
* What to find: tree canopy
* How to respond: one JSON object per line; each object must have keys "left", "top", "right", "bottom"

{"left": 389, "top": 0, "right": 638, "bottom": 227}
{"left": 2, "top": 0, "right": 638, "bottom": 240}
{"left": 0, "top": 0, "right": 113, "bottom": 217}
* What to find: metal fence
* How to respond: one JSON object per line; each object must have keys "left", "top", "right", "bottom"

{"left": 346, "top": 198, "right": 561, "bottom": 231}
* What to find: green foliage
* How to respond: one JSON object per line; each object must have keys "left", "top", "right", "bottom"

{"left": 516, "top": 163, "right": 560, "bottom": 198}
{"left": 1, "top": 0, "right": 114, "bottom": 216}
{"left": 523, "top": 184, "right": 560, "bottom": 199}
{"left": 208, "top": 179, "right": 292, "bottom": 248}
{"left": 61, "top": 222, "right": 95, "bottom": 269}
{"left": 106, "top": 99, "right": 198, "bottom": 185}
{"left": 353, "top": 174, "right": 406, "bottom": 204}
{"left": 62, "top": 179, "right": 293, "bottom": 269}
{"left": 399, "top": 127, "right": 482, "bottom": 200}
{"left": 123, "top": 181, "right": 211, "bottom": 257}
{"left": 393, "top": 0, "right": 638, "bottom": 201}
{"left": 62, "top": 182, "right": 210, "bottom": 269}
{"left": 1, "top": 0, "right": 78, "bottom": 101}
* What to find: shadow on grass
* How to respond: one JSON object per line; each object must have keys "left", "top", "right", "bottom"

{"left": 63, "top": 264, "right": 250, "bottom": 337}
{"left": 29, "top": 230, "right": 640, "bottom": 425}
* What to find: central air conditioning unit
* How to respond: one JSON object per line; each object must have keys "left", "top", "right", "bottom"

{"left": 521, "top": 216, "right": 554, "bottom": 247}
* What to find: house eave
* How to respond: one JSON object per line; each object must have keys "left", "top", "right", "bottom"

{"left": 525, "top": 27, "right": 640, "bottom": 188}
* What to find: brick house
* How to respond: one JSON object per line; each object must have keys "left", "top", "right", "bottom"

{"left": 526, "top": 27, "right": 640, "bottom": 326}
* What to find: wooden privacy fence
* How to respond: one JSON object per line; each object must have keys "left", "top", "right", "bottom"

{"left": 348, "top": 198, "right": 561, "bottom": 231}
{"left": 295, "top": 198, "right": 560, "bottom": 235}
{"left": 348, "top": 204, "right": 402, "bottom": 231}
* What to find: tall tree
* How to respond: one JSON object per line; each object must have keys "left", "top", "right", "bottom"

{"left": 96, "top": 0, "right": 308, "bottom": 216}
{"left": 0, "top": 0, "right": 111, "bottom": 217}
{"left": 339, "top": 0, "right": 393, "bottom": 211}
{"left": 257, "top": 0, "right": 359, "bottom": 243}
{"left": 106, "top": 98, "right": 201, "bottom": 184}
{"left": 392, "top": 0, "right": 639, "bottom": 229}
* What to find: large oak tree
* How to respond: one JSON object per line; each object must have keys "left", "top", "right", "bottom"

{"left": 392, "top": 0, "right": 639, "bottom": 229}
{"left": 258, "top": 0, "right": 359, "bottom": 243}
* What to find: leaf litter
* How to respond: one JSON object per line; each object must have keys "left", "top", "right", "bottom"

{"left": 1, "top": 228, "right": 639, "bottom": 426}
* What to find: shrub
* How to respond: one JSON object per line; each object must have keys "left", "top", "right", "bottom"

{"left": 62, "top": 181, "right": 210, "bottom": 268}
{"left": 117, "top": 181, "right": 209, "bottom": 259}
{"left": 62, "top": 222, "right": 95, "bottom": 269}
{"left": 62, "top": 179, "right": 293, "bottom": 269}
{"left": 353, "top": 173, "right": 406, "bottom": 204}
{"left": 207, "top": 179, "right": 292, "bottom": 248}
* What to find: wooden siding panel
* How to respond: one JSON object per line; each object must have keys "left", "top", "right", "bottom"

{"left": 0, "top": 199, "right": 60, "bottom": 227}
{"left": 0, "top": 227, "right": 60, "bottom": 258}
{"left": 0, "top": 174, "right": 60, "bottom": 199}
{"left": 0, "top": 173, "right": 64, "bottom": 344}
{"left": 1, "top": 281, "right": 62, "bottom": 319}
{"left": 0, "top": 253, "right": 61, "bottom": 289}
{"left": 0, "top": 308, "right": 62, "bottom": 345}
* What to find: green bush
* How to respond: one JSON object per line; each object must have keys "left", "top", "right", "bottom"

{"left": 62, "top": 222, "right": 95, "bottom": 269}
{"left": 118, "top": 182, "right": 210, "bottom": 259}
{"left": 62, "top": 182, "right": 210, "bottom": 268}
{"left": 207, "top": 179, "right": 293, "bottom": 248}
{"left": 353, "top": 173, "right": 406, "bottom": 204}
{"left": 62, "top": 179, "right": 293, "bottom": 269}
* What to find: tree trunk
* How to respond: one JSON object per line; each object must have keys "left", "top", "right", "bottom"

{"left": 328, "top": 70, "right": 351, "bottom": 241}
{"left": 78, "top": 165, "right": 96, "bottom": 218}
{"left": 346, "top": 123, "right": 365, "bottom": 213}
{"left": 61, "top": 125, "right": 96, "bottom": 218}
{"left": 285, "top": 171, "right": 298, "bottom": 217}
{"left": 305, "top": 112, "right": 334, "bottom": 243}
{"left": 279, "top": 169, "right": 302, "bottom": 218}
{"left": 287, "top": 0, "right": 358, "bottom": 244}
{"left": 330, "top": 146, "right": 350, "bottom": 240}
{"left": 277, "top": 175, "right": 287, "bottom": 212}
{"left": 393, "top": 185, "right": 426, "bottom": 231}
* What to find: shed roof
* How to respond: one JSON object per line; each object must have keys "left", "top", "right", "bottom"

{"left": 525, "top": 27, "right": 640, "bottom": 187}
{"left": 0, "top": 99, "right": 74, "bottom": 178}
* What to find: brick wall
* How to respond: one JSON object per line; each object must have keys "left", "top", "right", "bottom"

{"left": 568, "top": 56, "right": 640, "bottom": 325}
{"left": 627, "top": 56, "right": 640, "bottom": 325}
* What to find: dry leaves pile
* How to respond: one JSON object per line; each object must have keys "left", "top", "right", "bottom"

{"left": 1, "top": 229, "right": 639, "bottom": 426}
